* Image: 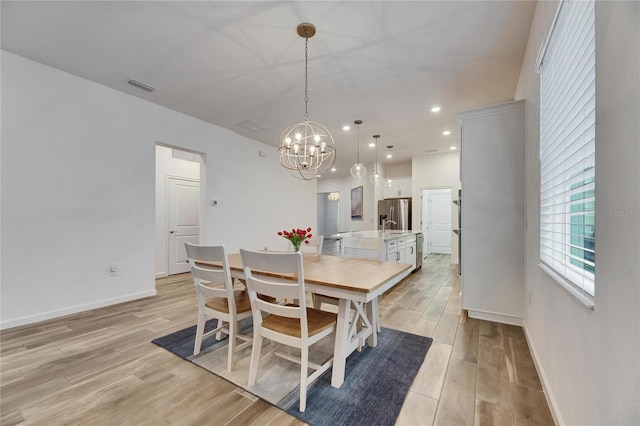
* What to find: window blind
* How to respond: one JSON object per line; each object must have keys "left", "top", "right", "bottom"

{"left": 539, "top": 0, "right": 595, "bottom": 297}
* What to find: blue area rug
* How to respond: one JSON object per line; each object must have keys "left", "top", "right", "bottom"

{"left": 152, "top": 318, "right": 432, "bottom": 426}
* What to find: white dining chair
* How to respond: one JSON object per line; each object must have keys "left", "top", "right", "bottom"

{"left": 291, "top": 234, "right": 324, "bottom": 255}
{"left": 313, "top": 236, "right": 384, "bottom": 333}
{"left": 185, "top": 243, "right": 253, "bottom": 371}
{"left": 240, "top": 249, "right": 337, "bottom": 412}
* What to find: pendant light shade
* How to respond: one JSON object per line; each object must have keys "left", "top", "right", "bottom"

{"left": 384, "top": 144, "right": 394, "bottom": 188}
{"left": 370, "top": 134, "right": 383, "bottom": 185}
{"left": 279, "top": 23, "right": 336, "bottom": 180}
{"left": 350, "top": 120, "right": 366, "bottom": 179}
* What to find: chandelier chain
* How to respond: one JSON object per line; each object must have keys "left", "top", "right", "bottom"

{"left": 304, "top": 35, "right": 309, "bottom": 120}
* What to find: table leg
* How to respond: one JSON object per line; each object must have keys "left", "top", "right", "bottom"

{"left": 331, "top": 298, "right": 351, "bottom": 388}
{"left": 366, "top": 298, "right": 378, "bottom": 347}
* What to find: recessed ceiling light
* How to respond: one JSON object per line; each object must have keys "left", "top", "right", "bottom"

{"left": 331, "top": 167, "right": 336, "bottom": 172}
{"left": 431, "top": 106, "right": 441, "bottom": 112}
{"left": 342, "top": 125, "right": 351, "bottom": 131}
{"left": 442, "top": 130, "right": 451, "bottom": 136}
{"left": 369, "top": 142, "right": 375, "bottom": 147}
{"left": 450, "top": 146, "right": 457, "bottom": 150}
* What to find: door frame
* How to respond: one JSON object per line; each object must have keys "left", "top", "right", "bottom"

{"left": 418, "top": 185, "right": 455, "bottom": 261}
{"left": 155, "top": 143, "right": 207, "bottom": 278}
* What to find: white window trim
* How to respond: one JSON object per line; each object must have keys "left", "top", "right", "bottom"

{"left": 539, "top": 263, "right": 595, "bottom": 309}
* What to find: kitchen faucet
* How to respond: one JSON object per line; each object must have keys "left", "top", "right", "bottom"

{"left": 382, "top": 219, "right": 397, "bottom": 232}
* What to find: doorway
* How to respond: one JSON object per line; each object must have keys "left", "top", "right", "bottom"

{"left": 155, "top": 145, "right": 204, "bottom": 277}
{"left": 317, "top": 192, "right": 340, "bottom": 238}
{"left": 420, "top": 188, "right": 452, "bottom": 256}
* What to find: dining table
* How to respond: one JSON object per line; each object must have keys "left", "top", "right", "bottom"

{"left": 219, "top": 252, "right": 413, "bottom": 388}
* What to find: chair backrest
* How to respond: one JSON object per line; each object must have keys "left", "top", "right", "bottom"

{"left": 185, "top": 243, "right": 236, "bottom": 310}
{"left": 240, "top": 249, "right": 310, "bottom": 338}
{"left": 290, "top": 235, "right": 324, "bottom": 255}
{"left": 340, "top": 236, "right": 383, "bottom": 261}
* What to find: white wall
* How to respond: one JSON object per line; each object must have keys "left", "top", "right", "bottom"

{"left": 1, "top": 51, "right": 316, "bottom": 329}
{"left": 412, "top": 153, "right": 461, "bottom": 263}
{"left": 386, "top": 163, "right": 412, "bottom": 179}
{"left": 516, "top": 2, "right": 639, "bottom": 424}
{"left": 317, "top": 162, "right": 380, "bottom": 233}
{"left": 155, "top": 145, "right": 201, "bottom": 277}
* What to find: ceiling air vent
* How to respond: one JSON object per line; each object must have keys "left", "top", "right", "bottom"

{"left": 127, "top": 79, "right": 157, "bottom": 92}
{"left": 237, "top": 120, "right": 270, "bottom": 132}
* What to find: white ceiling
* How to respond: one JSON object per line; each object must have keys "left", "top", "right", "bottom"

{"left": 1, "top": 1, "right": 536, "bottom": 179}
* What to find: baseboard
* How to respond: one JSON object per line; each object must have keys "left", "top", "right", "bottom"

{"left": 0, "top": 289, "right": 157, "bottom": 330}
{"left": 467, "top": 309, "right": 523, "bottom": 326}
{"left": 522, "top": 320, "right": 564, "bottom": 426}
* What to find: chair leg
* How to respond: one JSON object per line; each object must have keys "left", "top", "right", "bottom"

{"left": 248, "top": 333, "right": 263, "bottom": 387}
{"left": 227, "top": 320, "right": 236, "bottom": 372}
{"left": 299, "top": 346, "right": 309, "bottom": 412}
{"left": 193, "top": 311, "right": 206, "bottom": 356}
{"left": 216, "top": 319, "right": 225, "bottom": 341}
{"left": 312, "top": 294, "right": 321, "bottom": 309}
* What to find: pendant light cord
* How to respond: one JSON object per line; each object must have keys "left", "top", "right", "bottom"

{"left": 356, "top": 123, "right": 360, "bottom": 163}
{"left": 374, "top": 138, "right": 378, "bottom": 173}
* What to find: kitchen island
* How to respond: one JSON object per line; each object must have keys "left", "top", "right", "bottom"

{"left": 332, "top": 230, "right": 423, "bottom": 271}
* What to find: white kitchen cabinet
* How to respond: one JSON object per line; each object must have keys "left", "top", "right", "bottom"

{"left": 458, "top": 100, "right": 524, "bottom": 325}
{"left": 383, "top": 177, "right": 412, "bottom": 199}
{"left": 386, "top": 238, "right": 402, "bottom": 263}
{"left": 334, "top": 230, "right": 421, "bottom": 272}
{"left": 385, "top": 234, "right": 418, "bottom": 270}
{"left": 405, "top": 236, "right": 417, "bottom": 270}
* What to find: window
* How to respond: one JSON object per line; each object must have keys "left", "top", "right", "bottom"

{"left": 539, "top": 0, "right": 595, "bottom": 298}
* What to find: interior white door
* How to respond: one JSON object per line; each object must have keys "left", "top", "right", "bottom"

{"left": 168, "top": 177, "right": 200, "bottom": 275}
{"left": 420, "top": 190, "right": 431, "bottom": 255}
{"left": 429, "top": 190, "right": 452, "bottom": 254}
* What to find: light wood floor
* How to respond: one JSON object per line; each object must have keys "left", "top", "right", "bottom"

{"left": 0, "top": 249, "right": 554, "bottom": 425}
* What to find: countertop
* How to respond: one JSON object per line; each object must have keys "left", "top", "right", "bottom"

{"left": 331, "top": 230, "right": 422, "bottom": 241}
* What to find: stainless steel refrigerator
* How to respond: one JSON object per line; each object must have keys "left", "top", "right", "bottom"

{"left": 378, "top": 198, "right": 412, "bottom": 231}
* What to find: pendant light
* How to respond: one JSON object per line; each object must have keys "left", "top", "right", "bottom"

{"left": 279, "top": 23, "right": 336, "bottom": 180}
{"left": 370, "top": 134, "right": 383, "bottom": 185}
{"left": 350, "top": 120, "right": 366, "bottom": 179}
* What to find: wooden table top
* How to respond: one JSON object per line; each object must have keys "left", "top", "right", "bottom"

{"left": 222, "top": 252, "right": 411, "bottom": 294}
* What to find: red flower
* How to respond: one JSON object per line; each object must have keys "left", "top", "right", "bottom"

{"left": 277, "top": 227, "right": 313, "bottom": 251}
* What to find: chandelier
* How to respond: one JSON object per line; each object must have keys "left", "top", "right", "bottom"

{"left": 350, "top": 120, "right": 366, "bottom": 179}
{"left": 279, "top": 23, "right": 336, "bottom": 180}
{"left": 370, "top": 134, "right": 382, "bottom": 185}
{"left": 327, "top": 192, "right": 340, "bottom": 201}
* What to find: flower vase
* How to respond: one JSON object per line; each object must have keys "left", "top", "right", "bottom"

{"left": 292, "top": 241, "right": 301, "bottom": 252}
